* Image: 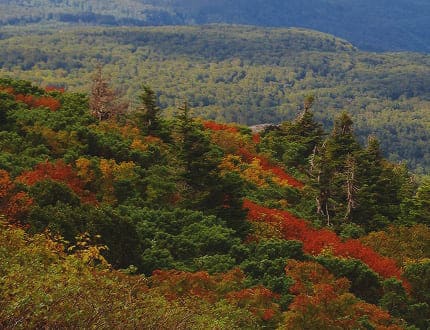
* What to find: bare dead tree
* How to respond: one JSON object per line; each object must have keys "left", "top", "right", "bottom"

{"left": 89, "top": 65, "right": 128, "bottom": 120}
{"left": 344, "top": 154, "right": 358, "bottom": 221}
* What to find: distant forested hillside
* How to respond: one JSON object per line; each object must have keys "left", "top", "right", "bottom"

{"left": 1, "top": 0, "right": 430, "bottom": 52}
{"left": 0, "top": 25, "right": 428, "bottom": 172}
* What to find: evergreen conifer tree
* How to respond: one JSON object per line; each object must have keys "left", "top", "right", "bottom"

{"left": 174, "top": 102, "right": 249, "bottom": 236}
{"left": 135, "top": 85, "right": 161, "bottom": 135}
{"left": 312, "top": 112, "right": 360, "bottom": 226}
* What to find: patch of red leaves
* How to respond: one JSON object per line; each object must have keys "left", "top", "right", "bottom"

{"left": 203, "top": 120, "right": 239, "bottom": 133}
{"left": 0, "top": 170, "right": 33, "bottom": 222}
{"left": 243, "top": 199, "right": 404, "bottom": 283}
{"left": 15, "top": 94, "right": 61, "bottom": 111}
{"left": 252, "top": 133, "right": 261, "bottom": 144}
{"left": 45, "top": 86, "right": 65, "bottom": 93}
{"left": 0, "top": 86, "right": 60, "bottom": 111}
{"left": 17, "top": 160, "right": 97, "bottom": 204}
{"left": 0, "top": 86, "right": 15, "bottom": 94}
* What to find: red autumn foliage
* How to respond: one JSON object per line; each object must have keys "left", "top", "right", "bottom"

{"left": 3, "top": 191, "right": 34, "bottom": 221}
{"left": 237, "top": 148, "right": 303, "bottom": 188}
{"left": 284, "top": 260, "right": 404, "bottom": 329}
{"left": 203, "top": 120, "right": 239, "bottom": 133}
{"left": 227, "top": 286, "right": 280, "bottom": 321}
{"left": 17, "top": 160, "right": 97, "bottom": 204}
{"left": 262, "top": 308, "right": 276, "bottom": 321}
{"left": 14, "top": 94, "right": 34, "bottom": 105}
{"left": 15, "top": 94, "right": 61, "bottom": 111}
{"left": 0, "top": 86, "right": 15, "bottom": 95}
{"left": 0, "top": 85, "right": 60, "bottom": 111}
{"left": 252, "top": 133, "right": 261, "bottom": 144}
{"left": 45, "top": 86, "right": 65, "bottom": 93}
{"left": 244, "top": 199, "right": 404, "bottom": 283}
{"left": 0, "top": 169, "right": 14, "bottom": 199}
{"left": 0, "top": 170, "right": 33, "bottom": 223}
{"left": 0, "top": 84, "right": 61, "bottom": 111}
{"left": 287, "top": 283, "right": 402, "bottom": 329}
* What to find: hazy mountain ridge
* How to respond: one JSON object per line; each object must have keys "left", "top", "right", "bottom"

{"left": 1, "top": 0, "right": 430, "bottom": 51}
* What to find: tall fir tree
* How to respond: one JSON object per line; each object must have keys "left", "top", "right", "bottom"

{"left": 261, "top": 95, "right": 324, "bottom": 169}
{"left": 134, "top": 85, "right": 161, "bottom": 135}
{"left": 174, "top": 102, "right": 249, "bottom": 236}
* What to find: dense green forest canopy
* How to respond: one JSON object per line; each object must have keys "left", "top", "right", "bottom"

{"left": 0, "top": 25, "right": 428, "bottom": 172}
{"left": 1, "top": 0, "right": 430, "bottom": 52}
{"left": 1, "top": 77, "right": 429, "bottom": 328}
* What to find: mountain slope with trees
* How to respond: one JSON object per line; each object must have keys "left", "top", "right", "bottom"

{"left": 0, "top": 77, "right": 429, "bottom": 328}
{"left": 0, "top": 25, "right": 428, "bottom": 172}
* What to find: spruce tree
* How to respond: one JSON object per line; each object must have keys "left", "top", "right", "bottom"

{"left": 135, "top": 85, "right": 161, "bottom": 135}
{"left": 174, "top": 102, "right": 248, "bottom": 236}
{"left": 261, "top": 95, "right": 324, "bottom": 169}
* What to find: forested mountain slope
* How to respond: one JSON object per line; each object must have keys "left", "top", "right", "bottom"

{"left": 0, "top": 25, "right": 428, "bottom": 172}
{"left": 1, "top": 77, "right": 429, "bottom": 328}
{"left": 1, "top": 0, "right": 430, "bottom": 52}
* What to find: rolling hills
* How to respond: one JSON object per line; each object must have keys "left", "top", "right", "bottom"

{"left": 0, "top": 25, "right": 429, "bottom": 172}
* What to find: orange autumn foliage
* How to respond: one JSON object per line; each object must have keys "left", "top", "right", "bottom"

{"left": 0, "top": 86, "right": 15, "bottom": 95}
{"left": 95, "top": 122, "right": 140, "bottom": 140}
{"left": 14, "top": 94, "right": 61, "bottom": 111}
{"left": 284, "top": 260, "right": 404, "bottom": 330}
{"left": 354, "top": 301, "right": 402, "bottom": 329}
{"left": 227, "top": 286, "right": 281, "bottom": 321}
{"left": 150, "top": 268, "right": 280, "bottom": 321}
{"left": 75, "top": 158, "right": 95, "bottom": 185}
{"left": 202, "top": 120, "right": 259, "bottom": 157}
{"left": 286, "top": 260, "right": 350, "bottom": 296}
{"left": 237, "top": 148, "right": 304, "bottom": 188}
{"left": 242, "top": 159, "right": 274, "bottom": 187}
{"left": 150, "top": 268, "right": 245, "bottom": 302}
{"left": 0, "top": 85, "right": 60, "bottom": 111}
{"left": 252, "top": 133, "right": 261, "bottom": 144}
{"left": 219, "top": 155, "right": 280, "bottom": 188}
{"left": 0, "top": 170, "right": 14, "bottom": 199}
{"left": 0, "top": 170, "right": 33, "bottom": 222}
{"left": 45, "top": 86, "right": 65, "bottom": 93}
